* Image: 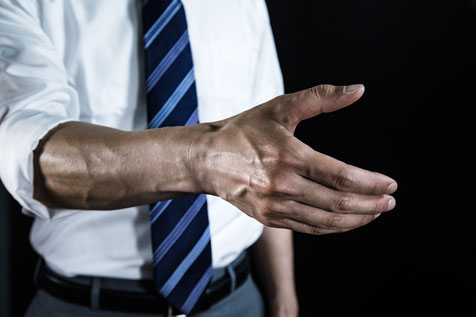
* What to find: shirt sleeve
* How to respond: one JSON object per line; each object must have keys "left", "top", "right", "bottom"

{"left": 0, "top": 1, "right": 80, "bottom": 219}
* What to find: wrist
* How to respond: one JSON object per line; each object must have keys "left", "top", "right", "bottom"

{"left": 185, "top": 121, "right": 222, "bottom": 195}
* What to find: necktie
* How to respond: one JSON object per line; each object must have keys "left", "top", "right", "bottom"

{"left": 142, "top": 0, "right": 212, "bottom": 314}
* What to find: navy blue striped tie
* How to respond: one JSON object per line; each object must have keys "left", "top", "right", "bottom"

{"left": 142, "top": 0, "right": 212, "bottom": 314}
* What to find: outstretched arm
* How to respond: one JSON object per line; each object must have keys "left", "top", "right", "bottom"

{"left": 34, "top": 84, "right": 397, "bottom": 234}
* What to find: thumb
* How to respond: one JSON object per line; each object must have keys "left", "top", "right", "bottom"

{"left": 287, "top": 84, "right": 365, "bottom": 124}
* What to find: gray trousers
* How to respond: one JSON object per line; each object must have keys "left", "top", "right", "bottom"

{"left": 25, "top": 274, "right": 264, "bottom": 317}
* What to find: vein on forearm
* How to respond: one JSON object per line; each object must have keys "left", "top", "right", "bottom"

{"left": 33, "top": 121, "right": 202, "bottom": 210}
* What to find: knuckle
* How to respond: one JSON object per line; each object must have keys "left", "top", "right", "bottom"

{"left": 267, "top": 219, "right": 287, "bottom": 229}
{"left": 259, "top": 161, "right": 296, "bottom": 197}
{"left": 309, "top": 85, "right": 332, "bottom": 104}
{"left": 270, "top": 178, "right": 296, "bottom": 198}
{"left": 274, "top": 151, "right": 303, "bottom": 180}
{"left": 309, "top": 227, "right": 326, "bottom": 235}
{"left": 309, "top": 86, "right": 323, "bottom": 104}
{"left": 320, "top": 84, "right": 333, "bottom": 98}
{"left": 259, "top": 179, "right": 277, "bottom": 197}
{"left": 331, "top": 193, "right": 352, "bottom": 213}
{"left": 258, "top": 199, "right": 274, "bottom": 215}
{"left": 269, "top": 148, "right": 286, "bottom": 167}
{"left": 255, "top": 198, "right": 284, "bottom": 220}
{"left": 332, "top": 166, "right": 353, "bottom": 190}
{"left": 254, "top": 171, "right": 279, "bottom": 196}
{"left": 324, "top": 214, "right": 343, "bottom": 229}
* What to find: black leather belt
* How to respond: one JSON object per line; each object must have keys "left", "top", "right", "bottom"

{"left": 35, "top": 253, "right": 249, "bottom": 315}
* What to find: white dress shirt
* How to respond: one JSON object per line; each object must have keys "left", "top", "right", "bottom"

{"left": 0, "top": 0, "right": 284, "bottom": 279}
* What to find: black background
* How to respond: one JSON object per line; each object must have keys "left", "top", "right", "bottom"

{"left": 265, "top": 0, "right": 475, "bottom": 316}
{"left": 6, "top": 0, "right": 476, "bottom": 316}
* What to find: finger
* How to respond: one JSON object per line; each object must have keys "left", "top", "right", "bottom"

{"left": 296, "top": 142, "right": 397, "bottom": 195}
{"left": 291, "top": 175, "right": 396, "bottom": 214}
{"left": 284, "top": 84, "right": 365, "bottom": 125}
{"left": 284, "top": 199, "right": 378, "bottom": 230}
{"left": 272, "top": 217, "right": 353, "bottom": 236}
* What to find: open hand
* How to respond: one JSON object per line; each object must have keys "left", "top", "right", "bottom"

{"left": 193, "top": 84, "right": 397, "bottom": 235}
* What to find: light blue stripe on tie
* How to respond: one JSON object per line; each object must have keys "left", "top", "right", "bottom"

{"left": 184, "top": 108, "right": 199, "bottom": 126}
{"left": 181, "top": 265, "right": 213, "bottom": 313}
{"left": 150, "top": 200, "right": 173, "bottom": 224}
{"left": 148, "top": 68, "right": 195, "bottom": 129}
{"left": 160, "top": 226, "right": 210, "bottom": 297}
{"left": 146, "top": 31, "right": 189, "bottom": 93}
{"left": 153, "top": 195, "right": 206, "bottom": 265}
{"left": 144, "top": 0, "right": 182, "bottom": 49}
{"left": 149, "top": 199, "right": 169, "bottom": 216}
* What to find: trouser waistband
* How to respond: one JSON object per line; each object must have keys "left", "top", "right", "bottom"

{"left": 34, "top": 250, "right": 250, "bottom": 315}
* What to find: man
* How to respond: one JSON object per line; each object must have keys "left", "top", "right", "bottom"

{"left": 0, "top": 0, "right": 397, "bottom": 316}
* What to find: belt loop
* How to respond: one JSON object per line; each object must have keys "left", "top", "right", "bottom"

{"left": 90, "top": 277, "right": 101, "bottom": 310}
{"left": 226, "top": 264, "right": 236, "bottom": 292}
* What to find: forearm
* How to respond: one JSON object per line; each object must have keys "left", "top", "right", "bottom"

{"left": 251, "top": 226, "right": 298, "bottom": 316}
{"left": 33, "top": 121, "right": 212, "bottom": 210}
{"left": 34, "top": 84, "right": 397, "bottom": 235}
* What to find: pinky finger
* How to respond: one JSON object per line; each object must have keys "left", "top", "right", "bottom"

{"left": 273, "top": 218, "right": 352, "bottom": 236}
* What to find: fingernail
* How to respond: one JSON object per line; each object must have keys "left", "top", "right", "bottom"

{"left": 343, "top": 84, "right": 364, "bottom": 95}
{"left": 386, "top": 182, "right": 397, "bottom": 194}
{"left": 373, "top": 214, "right": 381, "bottom": 220}
{"left": 386, "top": 199, "right": 396, "bottom": 211}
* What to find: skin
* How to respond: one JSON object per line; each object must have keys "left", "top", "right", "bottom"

{"left": 33, "top": 83, "right": 397, "bottom": 315}
{"left": 251, "top": 227, "right": 298, "bottom": 317}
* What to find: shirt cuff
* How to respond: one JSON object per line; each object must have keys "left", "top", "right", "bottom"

{"left": 0, "top": 108, "right": 76, "bottom": 219}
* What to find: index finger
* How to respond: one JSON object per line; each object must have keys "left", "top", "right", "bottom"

{"left": 297, "top": 143, "right": 397, "bottom": 195}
